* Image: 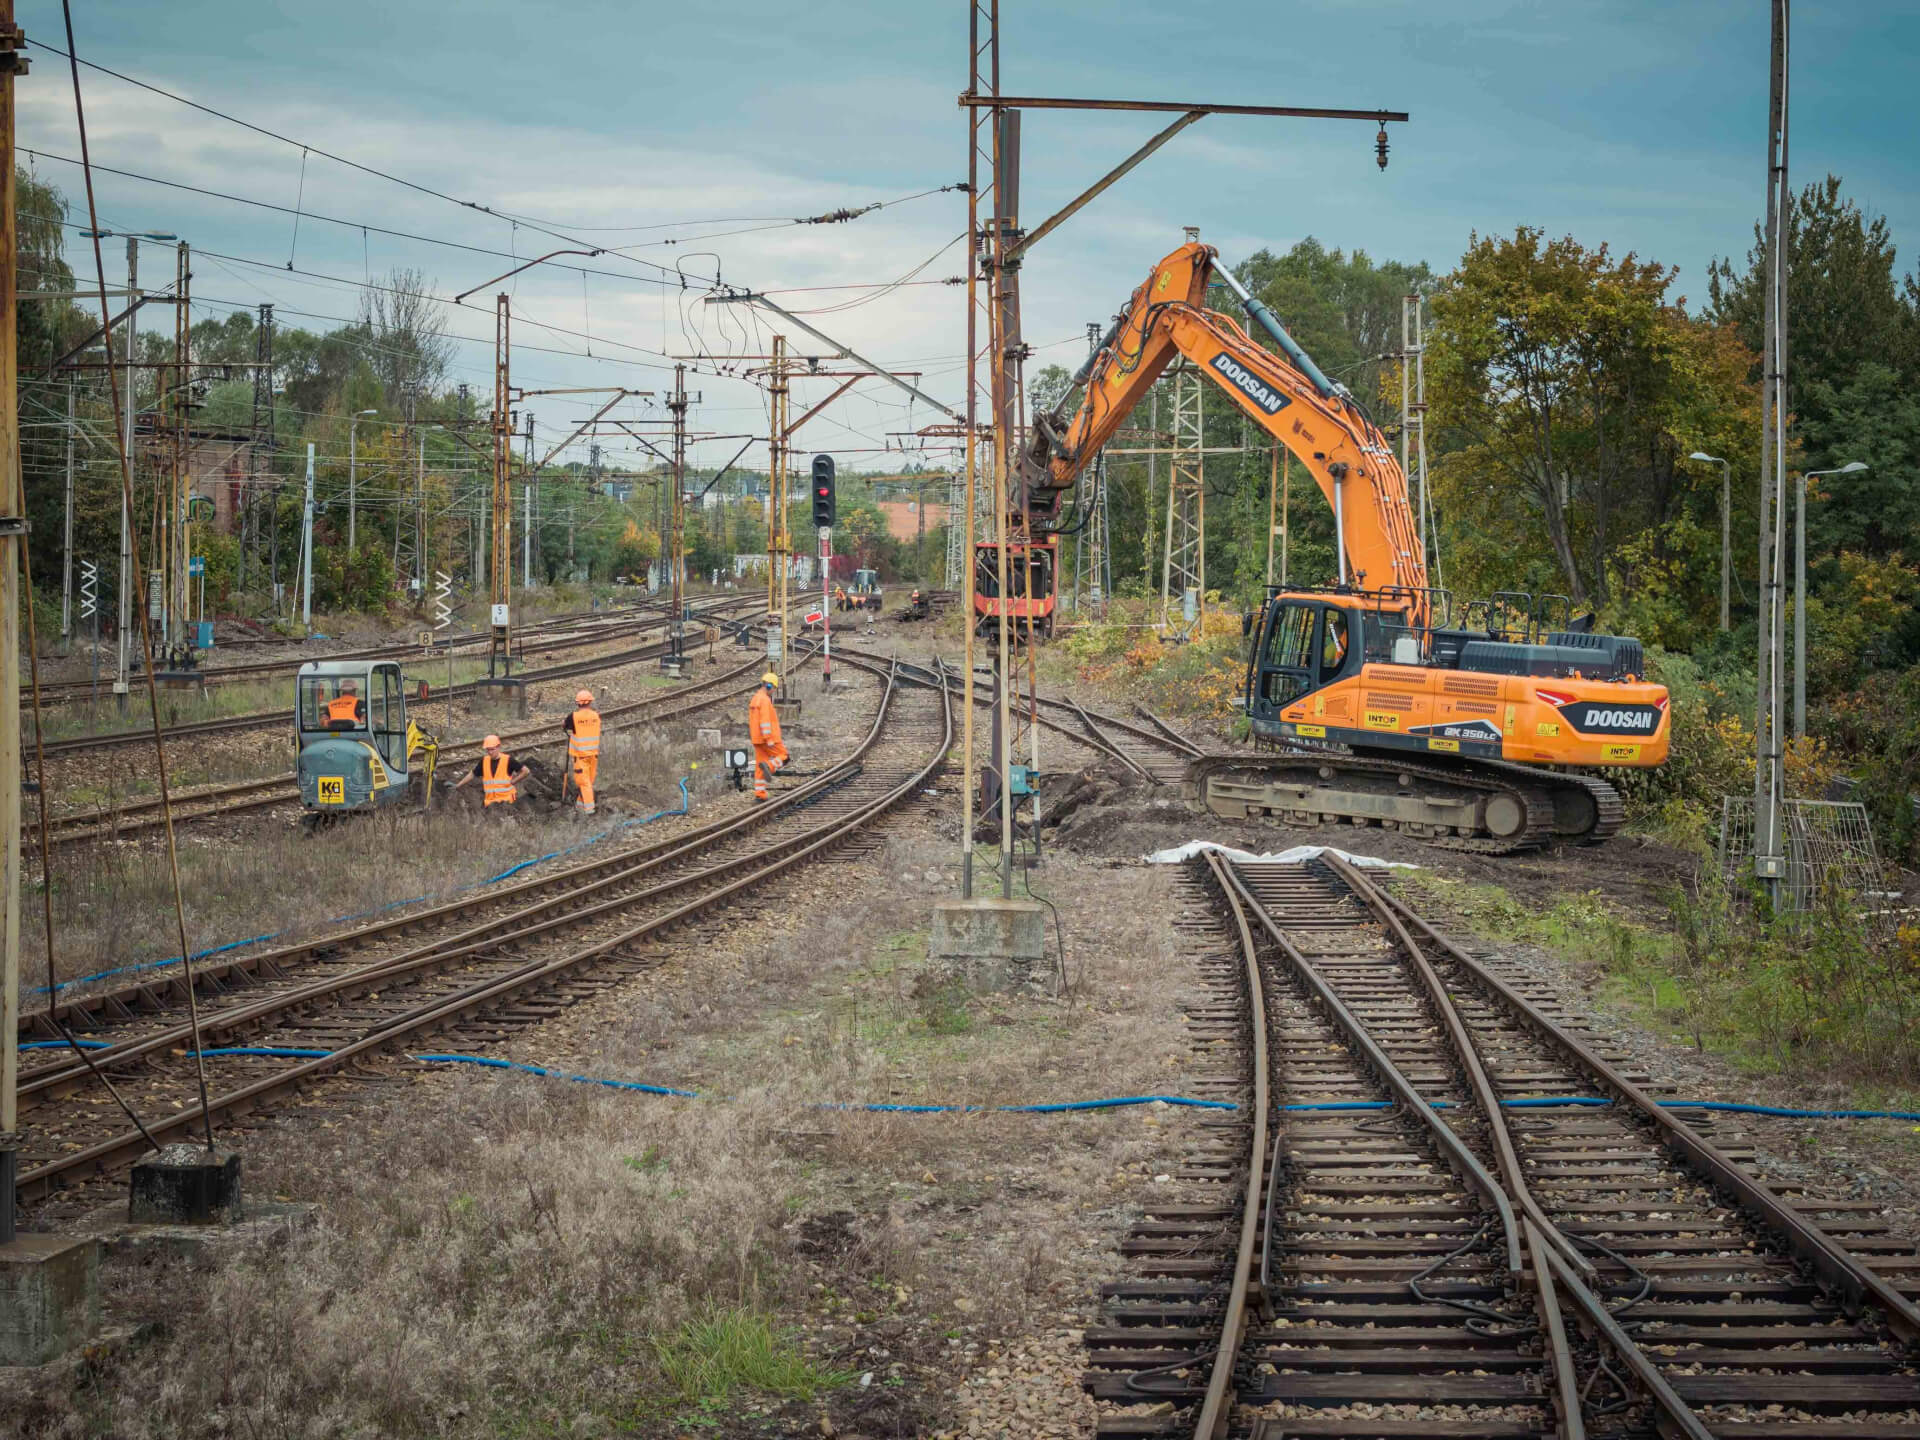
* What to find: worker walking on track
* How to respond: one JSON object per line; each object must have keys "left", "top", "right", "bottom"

{"left": 564, "top": 689, "right": 602, "bottom": 815}
{"left": 453, "top": 735, "right": 529, "bottom": 811}
{"left": 748, "top": 671, "right": 788, "bottom": 801}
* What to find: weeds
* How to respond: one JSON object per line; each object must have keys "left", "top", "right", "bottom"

{"left": 1400, "top": 869, "right": 1920, "bottom": 1094}
{"left": 650, "top": 1307, "right": 850, "bottom": 1410}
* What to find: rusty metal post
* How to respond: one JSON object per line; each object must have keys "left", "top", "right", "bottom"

{"left": 0, "top": 0, "right": 26, "bottom": 1238}
{"left": 489, "top": 294, "right": 512, "bottom": 676}
{"left": 767, "top": 336, "right": 790, "bottom": 683}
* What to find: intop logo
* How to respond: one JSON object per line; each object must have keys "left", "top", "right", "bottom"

{"left": 1210, "top": 353, "right": 1291, "bottom": 415}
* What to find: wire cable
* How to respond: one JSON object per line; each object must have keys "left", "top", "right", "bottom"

{"left": 62, "top": 0, "right": 217, "bottom": 1153}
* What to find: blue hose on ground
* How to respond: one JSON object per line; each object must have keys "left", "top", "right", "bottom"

{"left": 29, "top": 777, "right": 693, "bottom": 998}
{"left": 18, "top": 1038, "right": 1920, "bottom": 1123}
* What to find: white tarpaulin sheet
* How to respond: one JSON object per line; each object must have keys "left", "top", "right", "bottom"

{"left": 1144, "top": 840, "right": 1417, "bottom": 869}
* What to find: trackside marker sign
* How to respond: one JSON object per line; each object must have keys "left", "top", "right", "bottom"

{"left": 1210, "top": 353, "right": 1292, "bottom": 415}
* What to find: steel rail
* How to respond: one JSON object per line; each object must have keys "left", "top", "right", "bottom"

{"left": 1325, "top": 853, "right": 1594, "bottom": 1282}
{"left": 1192, "top": 851, "right": 1271, "bottom": 1439}
{"left": 26, "top": 594, "right": 763, "bottom": 749}
{"left": 23, "top": 641, "right": 820, "bottom": 1042}
{"left": 1130, "top": 703, "right": 1208, "bottom": 757}
{"left": 31, "top": 649, "right": 767, "bottom": 848}
{"left": 16, "top": 656, "right": 950, "bottom": 1204}
{"left": 25, "top": 601, "right": 684, "bottom": 706}
{"left": 1369, "top": 880, "right": 1920, "bottom": 1349}
{"left": 1221, "top": 856, "right": 1717, "bottom": 1440}
{"left": 1208, "top": 853, "right": 1524, "bottom": 1277}
{"left": 20, "top": 647, "right": 837, "bottom": 1076}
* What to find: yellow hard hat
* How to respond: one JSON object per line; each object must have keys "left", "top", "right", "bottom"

{"left": 482, "top": 734, "right": 502, "bottom": 751}
{"left": 575, "top": 689, "right": 594, "bottom": 706}
{"left": 761, "top": 671, "right": 780, "bottom": 686}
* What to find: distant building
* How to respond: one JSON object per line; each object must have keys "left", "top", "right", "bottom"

{"left": 874, "top": 497, "right": 948, "bottom": 542}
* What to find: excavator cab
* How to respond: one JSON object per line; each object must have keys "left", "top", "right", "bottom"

{"left": 1247, "top": 597, "right": 1359, "bottom": 722}
{"left": 295, "top": 660, "right": 415, "bottom": 816}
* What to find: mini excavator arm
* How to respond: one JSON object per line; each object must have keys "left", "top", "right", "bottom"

{"left": 1017, "top": 240, "right": 1427, "bottom": 615}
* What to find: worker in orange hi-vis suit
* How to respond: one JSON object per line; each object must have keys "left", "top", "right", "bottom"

{"left": 747, "top": 671, "right": 788, "bottom": 801}
{"left": 563, "top": 688, "right": 601, "bottom": 814}
{"left": 325, "top": 680, "right": 365, "bottom": 727}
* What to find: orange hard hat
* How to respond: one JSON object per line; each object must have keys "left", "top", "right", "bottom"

{"left": 482, "top": 734, "right": 502, "bottom": 751}
{"left": 575, "top": 689, "right": 594, "bottom": 706}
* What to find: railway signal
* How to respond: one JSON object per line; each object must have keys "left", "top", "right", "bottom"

{"left": 810, "top": 454, "right": 836, "bottom": 529}
{"left": 811, "top": 456, "right": 836, "bottom": 688}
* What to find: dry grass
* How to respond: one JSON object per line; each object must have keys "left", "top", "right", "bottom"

{"left": 16, "top": 721, "right": 1196, "bottom": 1438}
{"left": 23, "top": 721, "right": 702, "bottom": 1000}
{"left": 29, "top": 1076, "right": 842, "bottom": 1438}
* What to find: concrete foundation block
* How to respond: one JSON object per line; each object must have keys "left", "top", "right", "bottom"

{"left": 78, "top": 1199, "right": 316, "bottom": 1264}
{"left": 0, "top": 1234, "right": 101, "bottom": 1367}
{"left": 930, "top": 898, "right": 1049, "bottom": 993}
{"left": 128, "top": 1145, "right": 242, "bottom": 1225}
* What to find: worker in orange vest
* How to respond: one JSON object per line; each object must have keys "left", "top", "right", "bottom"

{"left": 747, "top": 672, "right": 788, "bottom": 801}
{"left": 325, "top": 680, "right": 365, "bottom": 727}
{"left": 453, "top": 735, "right": 528, "bottom": 810}
{"left": 564, "top": 688, "right": 602, "bottom": 815}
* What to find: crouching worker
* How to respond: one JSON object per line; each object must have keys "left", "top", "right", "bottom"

{"left": 454, "top": 734, "right": 529, "bottom": 811}
{"left": 748, "top": 671, "right": 789, "bottom": 801}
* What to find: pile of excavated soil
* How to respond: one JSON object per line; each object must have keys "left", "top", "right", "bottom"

{"left": 1047, "top": 763, "right": 1699, "bottom": 921}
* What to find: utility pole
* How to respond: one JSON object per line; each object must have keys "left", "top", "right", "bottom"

{"left": 522, "top": 413, "right": 535, "bottom": 587}
{"left": 666, "top": 364, "right": 690, "bottom": 669}
{"left": 2, "top": 0, "right": 26, "bottom": 1224}
{"left": 1753, "top": 0, "right": 1790, "bottom": 891}
{"left": 487, "top": 294, "right": 512, "bottom": 676}
{"left": 242, "top": 303, "right": 273, "bottom": 594}
{"left": 299, "top": 443, "right": 315, "bottom": 628}
{"left": 766, "top": 335, "right": 791, "bottom": 683}
{"left": 60, "top": 379, "right": 73, "bottom": 644}
{"left": 114, "top": 236, "right": 136, "bottom": 704}
{"left": 170, "top": 239, "right": 190, "bottom": 647}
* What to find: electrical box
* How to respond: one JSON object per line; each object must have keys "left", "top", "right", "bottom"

{"left": 1753, "top": 854, "right": 1787, "bottom": 879}
{"left": 1009, "top": 764, "right": 1039, "bottom": 798}
{"left": 491, "top": 603, "right": 511, "bottom": 627}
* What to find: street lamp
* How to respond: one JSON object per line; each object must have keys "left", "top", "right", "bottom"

{"left": 1688, "top": 452, "right": 1733, "bottom": 631}
{"left": 1792, "top": 461, "right": 1869, "bottom": 737}
{"left": 347, "top": 409, "right": 378, "bottom": 552}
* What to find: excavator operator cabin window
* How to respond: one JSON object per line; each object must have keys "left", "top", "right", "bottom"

{"left": 1321, "top": 608, "right": 1351, "bottom": 676}
{"left": 1261, "top": 603, "right": 1318, "bottom": 707}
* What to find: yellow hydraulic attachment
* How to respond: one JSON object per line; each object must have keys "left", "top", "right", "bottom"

{"left": 407, "top": 719, "right": 440, "bottom": 807}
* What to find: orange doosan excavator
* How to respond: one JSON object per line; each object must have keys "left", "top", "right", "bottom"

{"left": 1017, "top": 239, "right": 1671, "bottom": 852}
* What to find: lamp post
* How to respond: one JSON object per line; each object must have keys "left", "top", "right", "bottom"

{"left": 1687, "top": 452, "right": 1732, "bottom": 631}
{"left": 347, "top": 408, "right": 377, "bottom": 552}
{"left": 1794, "top": 461, "right": 1868, "bottom": 737}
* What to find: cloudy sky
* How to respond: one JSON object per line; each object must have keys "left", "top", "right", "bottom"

{"left": 16, "top": 0, "right": 1917, "bottom": 474}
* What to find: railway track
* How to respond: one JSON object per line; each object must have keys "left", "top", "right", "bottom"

{"left": 838, "top": 649, "right": 1206, "bottom": 783}
{"left": 26, "top": 593, "right": 759, "bottom": 756}
{"left": 15, "top": 652, "right": 951, "bottom": 1211}
{"left": 1088, "top": 854, "right": 1920, "bottom": 1438}
{"left": 27, "top": 602, "right": 662, "bottom": 708}
{"left": 29, "top": 649, "right": 773, "bottom": 849}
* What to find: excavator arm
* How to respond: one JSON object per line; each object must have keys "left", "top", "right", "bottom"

{"left": 1017, "top": 240, "right": 1427, "bottom": 611}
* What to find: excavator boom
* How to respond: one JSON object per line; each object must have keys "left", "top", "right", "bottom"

{"left": 1017, "top": 241, "right": 1426, "bottom": 612}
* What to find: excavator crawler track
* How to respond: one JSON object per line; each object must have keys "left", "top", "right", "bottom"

{"left": 1185, "top": 744, "right": 1620, "bottom": 854}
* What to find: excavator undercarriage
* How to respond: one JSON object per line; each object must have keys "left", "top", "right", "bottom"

{"left": 1188, "top": 745, "right": 1624, "bottom": 854}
